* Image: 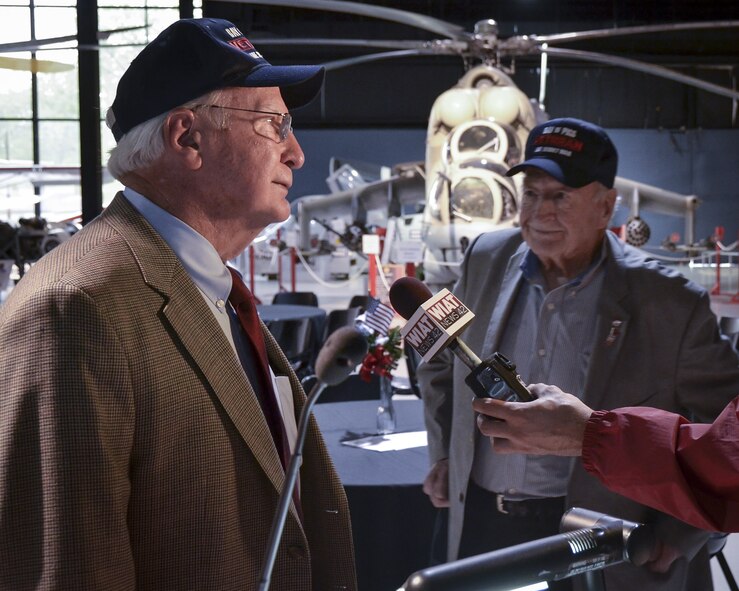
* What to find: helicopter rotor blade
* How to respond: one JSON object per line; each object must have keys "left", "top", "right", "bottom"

{"left": 322, "top": 48, "right": 444, "bottom": 72}
{"left": 248, "top": 32, "right": 739, "bottom": 101}
{"left": 543, "top": 46, "right": 739, "bottom": 100}
{"left": 216, "top": 0, "right": 467, "bottom": 40}
{"left": 532, "top": 20, "right": 739, "bottom": 46}
{"left": 0, "top": 26, "right": 148, "bottom": 53}
{"left": 249, "top": 37, "right": 432, "bottom": 50}
{"left": 96, "top": 25, "right": 149, "bottom": 40}
{"left": 0, "top": 35, "right": 78, "bottom": 53}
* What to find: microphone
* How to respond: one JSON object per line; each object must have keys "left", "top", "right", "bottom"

{"left": 401, "top": 508, "right": 655, "bottom": 590}
{"left": 390, "top": 276, "right": 480, "bottom": 368}
{"left": 389, "top": 277, "right": 534, "bottom": 402}
{"left": 259, "top": 326, "right": 368, "bottom": 591}
{"left": 312, "top": 325, "right": 370, "bottom": 387}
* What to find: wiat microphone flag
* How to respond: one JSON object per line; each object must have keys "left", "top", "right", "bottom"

{"left": 400, "top": 289, "right": 475, "bottom": 362}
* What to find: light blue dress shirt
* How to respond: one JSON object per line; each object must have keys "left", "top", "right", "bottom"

{"left": 473, "top": 243, "right": 607, "bottom": 499}
{"left": 123, "top": 188, "right": 299, "bottom": 457}
{"left": 123, "top": 187, "right": 237, "bottom": 350}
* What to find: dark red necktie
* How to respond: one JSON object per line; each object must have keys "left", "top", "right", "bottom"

{"left": 227, "top": 268, "right": 291, "bottom": 468}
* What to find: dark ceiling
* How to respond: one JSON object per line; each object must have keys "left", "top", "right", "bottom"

{"left": 204, "top": 1, "right": 739, "bottom": 129}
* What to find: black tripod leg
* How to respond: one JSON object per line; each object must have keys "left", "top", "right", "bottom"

{"left": 716, "top": 550, "right": 739, "bottom": 591}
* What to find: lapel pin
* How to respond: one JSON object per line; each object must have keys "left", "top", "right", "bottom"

{"left": 605, "top": 320, "right": 623, "bottom": 347}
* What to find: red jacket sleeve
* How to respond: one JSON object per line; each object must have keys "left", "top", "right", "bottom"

{"left": 581, "top": 397, "right": 739, "bottom": 532}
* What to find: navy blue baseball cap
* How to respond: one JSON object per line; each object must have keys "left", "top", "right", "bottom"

{"left": 110, "top": 18, "right": 325, "bottom": 141}
{"left": 506, "top": 118, "right": 618, "bottom": 188}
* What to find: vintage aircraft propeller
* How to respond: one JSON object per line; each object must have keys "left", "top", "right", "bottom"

{"left": 0, "top": 26, "right": 148, "bottom": 74}
{"left": 0, "top": 56, "right": 74, "bottom": 74}
{"left": 221, "top": 0, "right": 739, "bottom": 100}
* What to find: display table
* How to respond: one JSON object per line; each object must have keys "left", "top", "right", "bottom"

{"left": 313, "top": 399, "right": 437, "bottom": 591}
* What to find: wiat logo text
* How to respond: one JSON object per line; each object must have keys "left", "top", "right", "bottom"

{"left": 405, "top": 315, "right": 444, "bottom": 356}
{"left": 425, "top": 292, "right": 469, "bottom": 330}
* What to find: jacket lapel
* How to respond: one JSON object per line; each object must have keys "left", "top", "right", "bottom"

{"left": 162, "top": 270, "right": 288, "bottom": 492}
{"left": 481, "top": 245, "right": 526, "bottom": 359}
{"left": 103, "top": 194, "right": 288, "bottom": 495}
{"left": 581, "top": 233, "right": 632, "bottom": 409}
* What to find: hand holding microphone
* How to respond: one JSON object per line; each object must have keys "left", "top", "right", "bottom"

{"left": 389, "top": 277, "right": 534, "bottom": 402}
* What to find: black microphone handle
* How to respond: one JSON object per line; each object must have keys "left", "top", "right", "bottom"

{"left": 447, "top": 338, "right": 482, "bottom": 370}
{"left": 445, "top": 339, "right": 503, "bottom": 399}
{"left": 447, "top": 341, "right": 535, "bottom": 401}
{"left": 258, "top": 377, "right": 327, "bottom": 591}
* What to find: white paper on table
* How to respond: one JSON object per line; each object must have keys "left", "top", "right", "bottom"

{"left": 341, "top": 430, "right": 428, "bottom": 452}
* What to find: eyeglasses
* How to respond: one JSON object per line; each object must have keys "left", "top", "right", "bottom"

{"left": 521, "top": 189, "right": 575, "bottom": 213}
{"left": 195, "top": 105, "right": 293, "bottom": 143}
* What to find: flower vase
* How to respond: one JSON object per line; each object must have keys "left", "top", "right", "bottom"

{"left": 376, "top": 375, "right": 396, "bottom": 435}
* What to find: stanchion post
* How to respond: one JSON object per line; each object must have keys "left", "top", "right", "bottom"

{"left": 249, "top": 245, "right": 256, "bottom": 294}
{"left": 368, "top": 255, "right": 377, "bottom": 298}
{"left": 290, "top": 247, "right": 297, "bottom": 292}
{"left": 711, "top": 226, "right": 724, "bottom": 296}
{"left": 276, "top": 229, "right": 284, "bottom": 293}
{"left": 362, "top": 233, "right": 382, "bottom": 299}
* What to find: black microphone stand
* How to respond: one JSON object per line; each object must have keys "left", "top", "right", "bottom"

{"left": 257, "top": 326, "right": 368, "bottom": 591}
{"left": 258, "top": 378, "right": 328, "bottom": 591}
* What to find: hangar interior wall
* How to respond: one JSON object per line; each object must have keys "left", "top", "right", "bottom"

{"left": 293, "top": 128, "right": 739, "bottom": 246}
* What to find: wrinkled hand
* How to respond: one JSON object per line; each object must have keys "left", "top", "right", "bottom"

{"left": 423, "top": 459, "right": 450, "bottom": 508}
{"left": 472, "top": 384, "right": 593, "bottom": 456}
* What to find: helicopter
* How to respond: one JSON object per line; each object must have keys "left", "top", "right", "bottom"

{"left": 221, "top": 1, "right": 738, "bottom": 286}
{"left": 4, "top": 3, "right": 736, "bottom": 286}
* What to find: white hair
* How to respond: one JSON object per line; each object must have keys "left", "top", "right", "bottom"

{"left": 105, "top": 89, "right": 230, "bottom": 180}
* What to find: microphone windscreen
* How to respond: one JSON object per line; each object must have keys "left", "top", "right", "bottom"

{"left": 389, "top": 277, "right": 433, "bottom": 320}
{"left": 315, "top": 326, "right": 369, "bottom": 385}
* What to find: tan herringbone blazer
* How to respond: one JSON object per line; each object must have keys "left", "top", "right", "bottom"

{"left": 0, "top": 194, "right": 356, "bottom": 590}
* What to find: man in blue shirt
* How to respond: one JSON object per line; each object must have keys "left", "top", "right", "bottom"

{"left": 418, "top": 117, "right": 739, "bottom": 591}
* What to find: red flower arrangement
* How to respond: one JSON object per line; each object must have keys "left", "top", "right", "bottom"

{"left": 359, "top": 326, "right": 403, "bottom": 382}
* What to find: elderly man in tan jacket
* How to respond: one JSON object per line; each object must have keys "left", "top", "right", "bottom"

{"left": 0, "top": 18, "right": 355, "bottom": 591}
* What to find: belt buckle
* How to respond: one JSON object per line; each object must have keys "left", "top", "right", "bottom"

{"left": 495, "top": 493, "right": 509, "bottom": 515}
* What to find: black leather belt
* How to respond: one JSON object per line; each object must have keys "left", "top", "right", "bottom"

{"left": 494, "top": 493, "right": 566, "bottom": 517}
{"left": 468, "top": 480, "right": 566, "bottom": 518}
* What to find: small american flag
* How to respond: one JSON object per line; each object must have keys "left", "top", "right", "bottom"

{"left": 363, "top": 297, "right": 395, "bottom": 336}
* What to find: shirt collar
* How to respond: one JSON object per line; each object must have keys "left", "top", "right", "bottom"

{"left": 520, "top": 237, "right": 608, "bottom": 289}
{"left": 123, "top": 187, "right": 231, "bottom": 306}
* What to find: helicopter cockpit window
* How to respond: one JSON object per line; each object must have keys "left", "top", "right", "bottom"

{"left": 451, "top": 178, "right": 495, "bottom": 220}
{"left": 437, "top": 119, "right": 523, "bottom": 223}
{"left": 458, "top": 159, "right": 507, "bottom": 175}
{"left": 445, "top": 120, "right": 521, "bottom": 166}
{"left": 457, "top": 161, "right": 518, "bottom": 221}
{"left": 458, "top": 125, "right": 502, "bottom": 154}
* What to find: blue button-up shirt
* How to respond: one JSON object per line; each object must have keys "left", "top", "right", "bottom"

{"left": 124, "top": 187, "right": 236, "bottom": 350}
{"left": 472, "top": 242, "right": 607, "bottom": 499}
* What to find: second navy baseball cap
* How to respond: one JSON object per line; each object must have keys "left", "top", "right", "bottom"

{"left": 507, "top": 117, "right": 618, "bottom": 188}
